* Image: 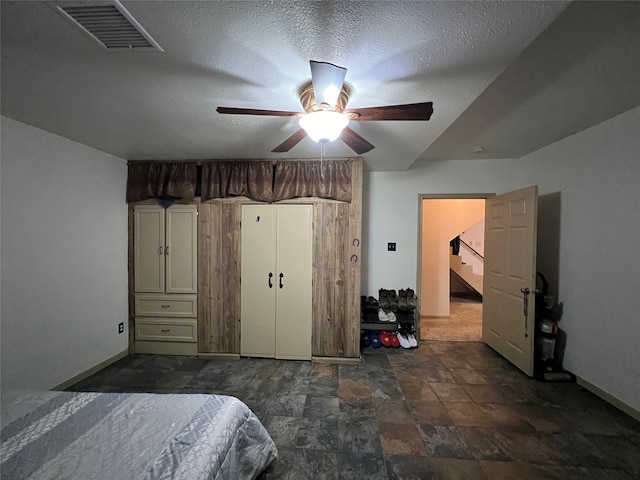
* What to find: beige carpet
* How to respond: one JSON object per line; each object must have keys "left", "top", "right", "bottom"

{"left": 421, "top": 299, "right": 482, "bottom": 342}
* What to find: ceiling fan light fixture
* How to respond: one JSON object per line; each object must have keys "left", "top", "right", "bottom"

{"left": 299, "top": 111, "right": 349, "bottom": 143}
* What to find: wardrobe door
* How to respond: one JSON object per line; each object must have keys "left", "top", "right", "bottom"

{"left": 134, "top": 206, "right": 165, "bottom": 293}
{"left": 275, "top": 205, "right": 313, "bottom": 360}
{"left": 241, "top": 205, "right": 277, "bottom": 358}
{"left": 165, "top": 205, "right": 198, "bottom": 294}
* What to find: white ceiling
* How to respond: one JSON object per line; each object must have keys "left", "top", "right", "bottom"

{"left": 1, "top": 1, "right": 639, "bottom": 171}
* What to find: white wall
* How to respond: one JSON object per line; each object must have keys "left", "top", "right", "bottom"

{"left": 1, "top": 117, "right": 128, "bottom": 391}
{"left": 363, "top": 159, "right": 525, "bottom": 295}
{"left": 460, "top": 219, "right": 485, "bottom": 275}
{"left": 363, "top": 106, "right": 640, "bottom": 412}
{"left": 518, "top": 106, "right": 640, "bottom": 412}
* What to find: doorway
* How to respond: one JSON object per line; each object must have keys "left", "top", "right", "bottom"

{"left": 417, "top": 194, "right": 491, "bottom": 342}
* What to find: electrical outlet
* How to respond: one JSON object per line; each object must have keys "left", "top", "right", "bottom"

{"left": 387, "top": 242, "right": 396, "bottom": 252}
{"left": 118, "top": 322, "right": 124, "bottom": 334}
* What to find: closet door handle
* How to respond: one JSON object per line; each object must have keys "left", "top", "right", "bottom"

{"left": 279, "top": 273, "right": 284, "bottom": 289}
{"left": 159, "top": 246, "right": 163, "bottom": 255}
{"left": 165, "top": 246, "right": 169, "bottom": 256}
{"left": 268, "top": 272, "right": 273, "bottom": 288}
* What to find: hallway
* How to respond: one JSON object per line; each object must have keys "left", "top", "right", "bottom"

{"left": 421, "top": 296, "right": 482, "bottom": 342}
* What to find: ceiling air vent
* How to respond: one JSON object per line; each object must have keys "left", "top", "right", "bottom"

{"left": 57, "top": 1, "right": 163, "bottom": 52}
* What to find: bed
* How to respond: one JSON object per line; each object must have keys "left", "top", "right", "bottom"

{"left": 1, "top": 390, "right": 277, "bottom": 480}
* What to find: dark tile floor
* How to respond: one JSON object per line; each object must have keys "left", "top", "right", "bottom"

{"left": 68, "top": 342, "right": 640, "bottom": 479}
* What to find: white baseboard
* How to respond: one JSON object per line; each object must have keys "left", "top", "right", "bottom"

{"left": 575, "top": 375, "right": 640, "bottom": 422}
{"left": 52, "top": 349, "right": 129, "bottom": 391}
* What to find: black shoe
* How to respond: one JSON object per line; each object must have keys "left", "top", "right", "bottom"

{"left": 388, "top": 289, "right": 399, "bottom": 312}
{"left": 406, "top": 288, "right": 417, "bottom": 310}
{"left": 365, "top": 296, "right": 379, "bottom": 309}
{"left": 378, "top": 289, "right": 390, "bottom": 310}
{"left": 398, "top": 289, "right": 408, "bottom": 311}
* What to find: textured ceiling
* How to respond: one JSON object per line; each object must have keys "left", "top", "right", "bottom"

{"left": 1, "top": 1, "right": 638, "bottom": 171}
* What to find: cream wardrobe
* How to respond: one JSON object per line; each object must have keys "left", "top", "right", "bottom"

{"left": 133, "top": 204, "right": 198, "bottom": 355}
{"left": 240, "top": 204, "right": 313, "bottom": 360}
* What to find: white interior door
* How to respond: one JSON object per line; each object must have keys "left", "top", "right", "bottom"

{"left": 483, "top": 186, "right": 538, "bottom": 376}
{"left": 165, "top": 205, "right": 198, "bottom": 294}
{"left": 241, "top": 205, "right": 277, "bottom": 358}
{"left": 134, "top": 206, "right": 165, "bottom": 293}
{"left": 275, "top": 205, "right": 313, "bottom": 360}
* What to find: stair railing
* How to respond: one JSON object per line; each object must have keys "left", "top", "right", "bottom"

{"left": 460, "top": 239, "right": 483, "bottom": 261}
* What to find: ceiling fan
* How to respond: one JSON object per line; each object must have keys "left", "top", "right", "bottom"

{"left": 216, "top": 61, "right": 434, "bottom": 154}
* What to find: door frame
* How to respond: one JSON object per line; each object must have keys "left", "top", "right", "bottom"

{"left": 416, "top": 193, "right": 495, "bottom": 322}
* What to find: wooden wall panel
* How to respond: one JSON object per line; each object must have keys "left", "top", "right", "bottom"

{"left": 312, "top": 203, "right": 348, "bottom": 356}
{"left": 310, "top": 158, "right": 362, "bottom": 358}
{"left": 222, "top": 203, "right": 241, "bottom": 353}
{"left": 333, "top": 203, "right": 347, "bottom": 356}
{"left": 312, "top": 204, "right": 326, "bottom": 356}
{"left": 344, "top": 159, "right": 363, "bottom": 357}
{"left": 197, "top": 203, "right": 212, "bottom": 353}
{"left": 198, "top": 203, "right": 241, "bottom": 354}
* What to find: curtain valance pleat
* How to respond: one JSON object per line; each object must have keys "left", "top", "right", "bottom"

{"left": 128, "top": 159, "right": 353, "bottom": 204}
{"left": 273, "top": 160, "right": 352, "bottom": 203}
{"left": 126, "top": 162, "right": 197, "bottom": 203}
{"left": 201, "top": 161, "right": 274, "bottom": 203}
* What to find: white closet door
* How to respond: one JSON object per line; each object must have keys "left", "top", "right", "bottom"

{"left": 275, "top": 205, "right": 313, "bottom": 360}
{"left": 166, "top": 205, "right": 198, "bottom": 294}
{"left": 241, "top": 205, "right": 277, "bottom": 358}
{"left": 134, "top": 206, "right": 165, "bottom": 293}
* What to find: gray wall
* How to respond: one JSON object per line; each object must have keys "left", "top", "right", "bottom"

{"left": 519, "top": 106, "right": 640, "bottom": 412}
{"left": 363, "top": 106, "right": 640, "bottom": 412}
{"left": 1, "top": 117, "right": 129, "bottom": 391}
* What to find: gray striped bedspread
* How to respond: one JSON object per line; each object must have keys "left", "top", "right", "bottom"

{"left": 1, "top": 391, "right": 277, "bottom": 480}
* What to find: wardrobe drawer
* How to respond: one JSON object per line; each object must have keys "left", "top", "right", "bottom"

{"left": 135, "top": 318, "right": 197, "bottom": 342}
{"left": 134, "top": 294, "right": 197, "bottom": 317}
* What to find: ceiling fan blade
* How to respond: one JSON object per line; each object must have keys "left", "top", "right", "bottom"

{"left": 345, "top": 102, "right": 434, "bottom": 121}
{"left": 340, "top": 126, "right": 375, "bottom": 154}
{"left": 310, "top": 60, "right": 347, "bottom": 109}
{"left": 217, "top": 106, "right": 301, "bottom": 117}
{"left": 271, "top": 128, "right": 307, "bottom": 153}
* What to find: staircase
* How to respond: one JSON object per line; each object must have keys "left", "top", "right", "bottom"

{"left": 450, "top": 251, "right": 483, "bottom": 296}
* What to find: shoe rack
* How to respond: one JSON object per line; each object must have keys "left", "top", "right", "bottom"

{"left": 360, "top": 289, "right": 420, "bottom": 348}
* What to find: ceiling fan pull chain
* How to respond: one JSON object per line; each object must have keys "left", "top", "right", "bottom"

{"left": 320, "top": 143, "right": 325, "bottom": 178}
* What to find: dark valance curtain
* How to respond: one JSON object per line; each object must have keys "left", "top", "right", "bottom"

{"left": 126, "top": 162, "right": 197, "bottom": 203}
{"left": 273, "top": 160, "right": 352, "bottom": 203}
{"left": 201, "top": 161, "right": 274, "bottom": 203}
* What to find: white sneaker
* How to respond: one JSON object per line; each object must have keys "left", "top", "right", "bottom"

{"left": 407, "top": 333, "right": 418, "bottom": 347}
{"left": 378, "top": 308, "right": 390, "bottom": 322}
{"left": 387, "top": 311, "right": 397, "bottom": 322}
{"left": 397, "top": 332, "right": 411, "bottom": 349}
